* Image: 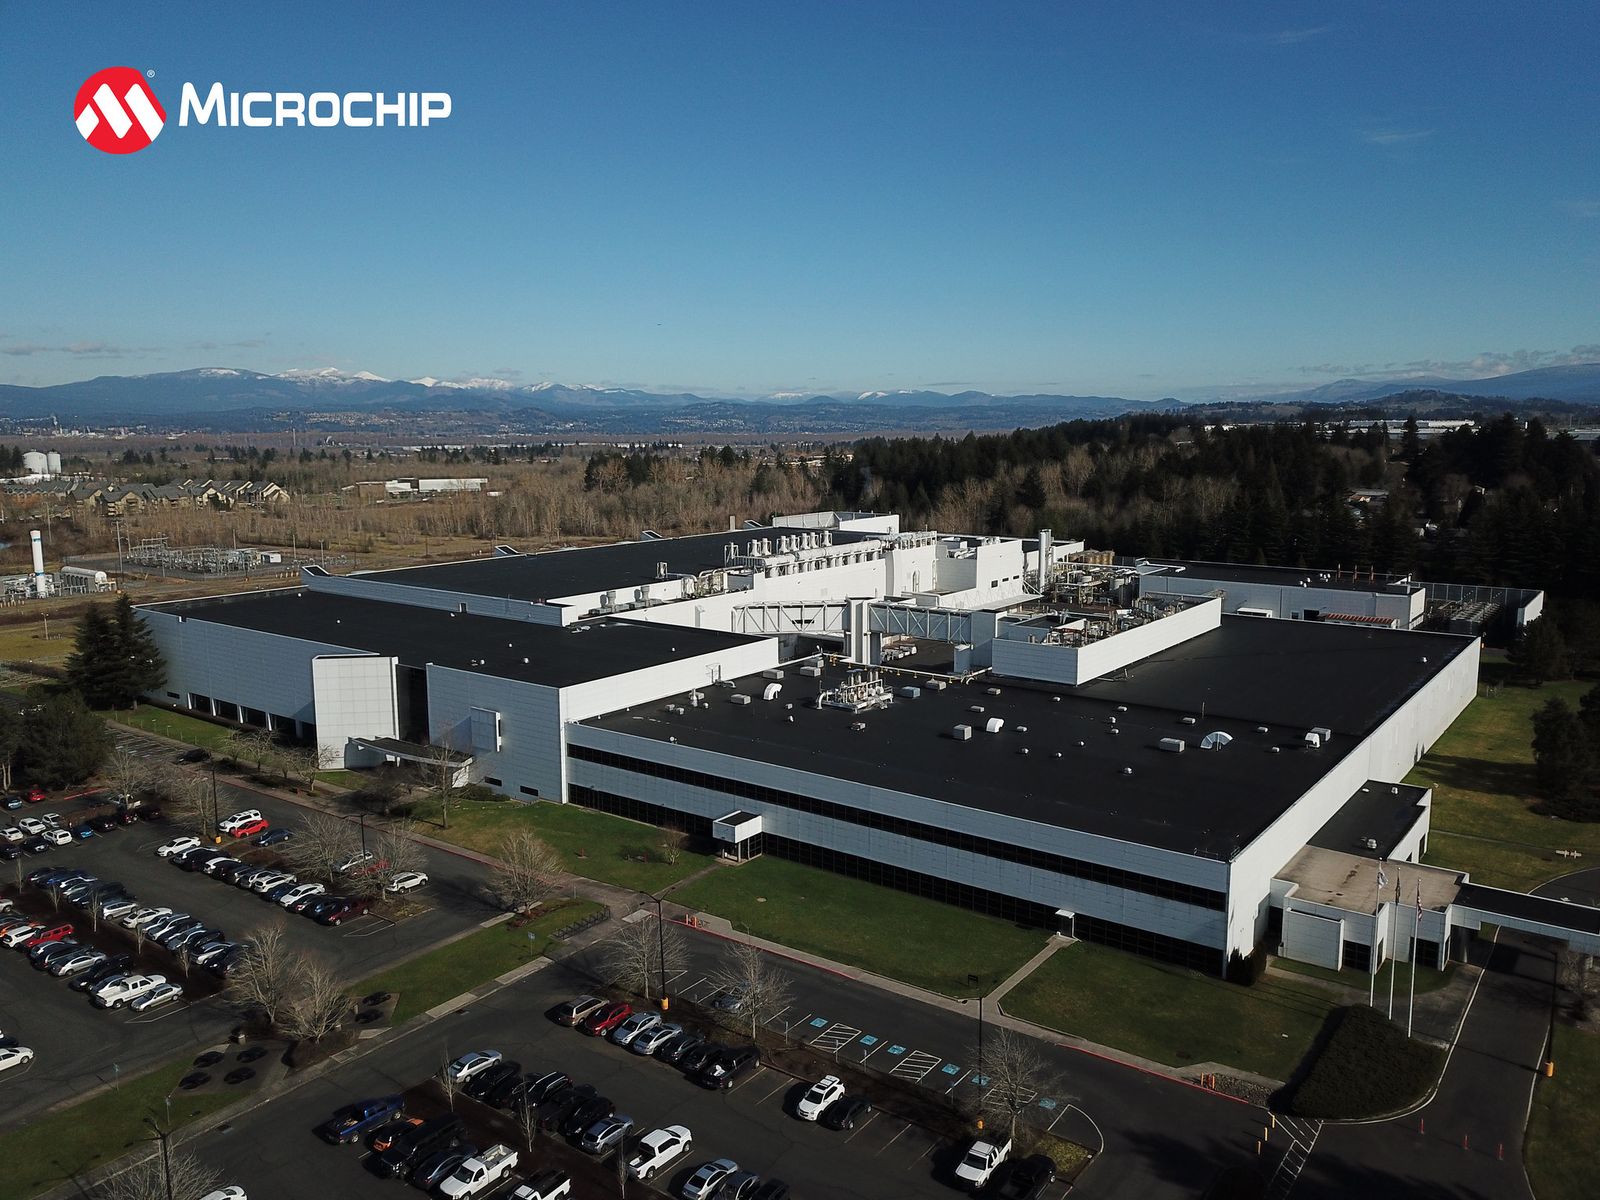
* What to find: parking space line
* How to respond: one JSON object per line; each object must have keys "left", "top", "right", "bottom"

{"left": 844, "top": 1111, "right": 879, "bottom": 1142}
{"left": 890, "top": 1050, "right": 941, "bottom": 1082}
{"left": 943, "top": 1068, "right": 969, "bottom": 1093}
{"left": 875, "top": 1121, "right": 910, "bottom": 1156}
{"left": 729, "top": 1065, "right": 767, "bottom": 1092}
{"left": 755, "top": 1075, "right": 789, "bottom": 1103}
{"left": 858, "top": 1039, "right": 884, "bottom": 1064}
{"left": 809, "top": 1021, "right": 861, "bottom": 1054}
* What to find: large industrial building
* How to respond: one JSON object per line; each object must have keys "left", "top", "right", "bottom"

{"left": 139, "top": 512, "right": 1599, "bottom": 975}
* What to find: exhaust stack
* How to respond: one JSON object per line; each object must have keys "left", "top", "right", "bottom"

{"left": 29, "top": 529, "right": 50, "bottom": 597}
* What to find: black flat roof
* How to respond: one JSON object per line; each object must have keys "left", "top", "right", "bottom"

{"left": 144, "top": 590, "right": 763, "bottom": 688}
{"left": 581, "top": 618, "right": 1475, "bottom": 859}
{"left": 1126, "top": 557, "right": 1422, "bottom": 595}
{"left": 1310, "top": 782, "right": 1430, "bottom": 859}
{"left": 356, "top": 528, "right": 783, "bottom": 602}
{"left": 1457, "top": 884, "right": 1600, "bottom": 937}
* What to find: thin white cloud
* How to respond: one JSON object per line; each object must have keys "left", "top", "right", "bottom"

{"left": 1297, "top": 345, "right": 1600, "bottom": 379}
{"left": 1264, "top": 25, "right": 1332, "bottom": 45}
{"left": 1559, "top": 199, "right": 1600, "bottom": 219}
{"left": 1360, "top": 127, "right": 1434, "bottom": 145}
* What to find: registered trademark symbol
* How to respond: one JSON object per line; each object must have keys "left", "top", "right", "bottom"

{"left": 147, "top": 70, "right": 155, "bottom": 77}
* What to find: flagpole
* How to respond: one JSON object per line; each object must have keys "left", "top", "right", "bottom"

{"left": 1371, "top": 860, "right": 1387, "bottom": 1009}
{"left": 1387, "top": 872, "right": 1397, "bottom": 1020}
{"left": 1408, "top": 882, "right": 1422, "bottom": 1038}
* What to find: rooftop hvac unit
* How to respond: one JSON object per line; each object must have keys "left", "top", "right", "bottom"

{"left": 762, "top": 683, "right": 783, "bottom": 701}
{"left": 926, "top": 679, "right": 948, "bottom": 691}
{"left": 984, "top": 717, "right": 1004, "bottom": 734}
{"left": 1199, "top": 731, "right": 1233, "bottom": 750}
{"left": 969, "top": 705, "right": 985, "bottom": 714}
{"left": 763, "top": 669, "right": 785, "bottom": 680}
{"left": 951, "top": 724, "right": 973, "bottom": 740}
{"left": 1304, "top": 731, "right": 1322, "bottom": 749}
{"left": 986, "top": 687, "right": 1002, "bottom": 696}
{"left": 1158, "top": 738, "right": 1186, "bottom": 753}
{"left": 1181, "top": 716, "right": 1197, "bottom": 726}
{"left": 1364, "top": 838, "right": 1379, "bottom": 851}
{"left": 797, "top": 664, "right": 823, "bottom": 677}
{"left": 731, "top": 694, "right": 752, "bottom": 706}
{"left": 1310, "top": 726, "right": 1332, "bottom": 744}
{"left": 898, "top": 686, "right": 922, "bottom": 699}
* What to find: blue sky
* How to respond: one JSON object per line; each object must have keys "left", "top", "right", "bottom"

{"left": 3, "top": 1, "right": 1596, "bottom": 400}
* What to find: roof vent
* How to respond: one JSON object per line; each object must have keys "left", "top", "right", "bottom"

{"left": 1311, "top": 726, "right": 1332, "bottom": 744}
{"left": 1390, "top": 786, "right": 1400, "bottom": 795}
{"left": 986, "top": 687, "right": 1002, "bottom": 696}
{"left": 1158, "top": 738, "right": 1186, "bottom": 753}
{"left": 1364, "top": 838, "right": 1379, "bottom": 851}
{"left": 1109, "top": 728, "right": 1121, "bottom": 736}
{"left": 762, "top": 683, "right": 783, "bottom": 701}
{"left": 1106, "top": 716, "right": 1117, "bottom": 725}
{"left": 668, "top": 736, "right": 677, "bottom": 743}
{"left": 898, "top": 686, "right": 922, "bottom": 699}
{"left": 798, "top": 664, "right": 822, "bottom": 678}
{"left": 1304, "top": 731, "right": 1323, "bottom": 749}
{"left": 1257, "top": 726, "right": 1269, "bottom": 734}
{"left": 1016, "top": 725, "right": 1028, "bottom": 733}
{"left": 926, "top": 679, "right": 948, "bottom": 691}
{"left": 1116, "top": 705, "right": 1128, "bottom": 712}
{"left": 951, "top": 724, "right": 973, "bottom": 740}
{"left": 1268, "top": 746, "right": 1282, "bottom": 754}
{"left": 731, "top": 694, "right": 752, "bottom": 706}
{"left": 1076, "top": 740, "right": 1086, "bottom": 747}
{"left": 984, "top": 717, "right": 1005, "bottom": 734}
{"left": 1199, "top": 731, "right": 1233, "bottom": 750}
{"left": 1121, "top": 767, "right": 1134, "bottom": 776}
{"left": 1054, "top": 751, "right": 1062, "bottom": 758}
{"left": 1181, "top": 717, "right": 1197, "bottom": 726}
{"left": 1019, "top": 748, "right": 1030, "bottom": 756}
{"left": 763, "top": 669, "right": 785, "bottom": 680}
{"left": 969, "top": 705, "right": 986, "bottom": 714}
{"left": 1051, "top": 696, "right": 1061, "bottom": 703}
{"left": 851, "top": 721, "right": 866, "bottom": 732}
{"left": 1419, "top": 656, "right": 1428, "bottom": 664}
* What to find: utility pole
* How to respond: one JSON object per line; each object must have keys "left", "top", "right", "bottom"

{"left": 968, "top": 973, "right": 985, "bottom": 1131}
{"left": 142, "top": 1115, "right": 174, "bottom": 1200}
{"left": 654, "top": 895, "right": 669, "bottom": 1011}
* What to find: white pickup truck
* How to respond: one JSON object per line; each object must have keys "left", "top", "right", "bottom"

{"left": 439, "top": 1144, "right": 519, "bottom": 1199}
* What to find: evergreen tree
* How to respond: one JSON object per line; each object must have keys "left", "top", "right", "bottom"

{"left": 64, "top": 598, "right": 165, "bottom": 709}
{"left": 1508, "top": 617, "right": 1571, "bottom": 686}
{"left": 1016, "top": 466, "right": 1047, "bottom": 510}
{"left": 16, "top": 690, "right": 109, "bottom": 786}
{"left": 114, "top": 594, "right": 166, "bottom": 703}
{"left": 64, "top": 605, "right": 115, "bottom": 706}
{"left": 1400, "top": 415, "right": 1421, "bottom": 463}
{"left": 1531, "top": 698, "right": 1598, "bottom": 820}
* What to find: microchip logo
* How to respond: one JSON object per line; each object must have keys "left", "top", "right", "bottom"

{"left": 75, "top": 67, "right": 165, "bottom": 154}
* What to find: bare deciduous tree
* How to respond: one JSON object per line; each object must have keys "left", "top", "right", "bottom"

{"left": 437, "top": 1049, "right": 460, "bottom": 1111}
{"left": 423, "top": 737, "right": 462, "bottom": 829}
{"left": 160, "top": 768, "right": 215, "bottom": 839}
{"left": 600, "top": 912, "right": 688, "bottom": 1002}
{"left": 1559, "top": 949, "right": 1598, "bottom": 1022}
{"left": 103, "top": 747, "right": 154, "bottom": 800}
{"left": 491, "top": 829, "right": 564, "bottom": 915}
{"left": 280, "top": 958, "right": 350, "bottom": 1042}
{"left": 226, "top": 728, "right": 273, "bottom": 774}
{"left": 976, "top": 1027, "right": 1052, "bottom": 1142}
{"left": 280, "top": 744, "right": 320, "bottom": 789}
{"left": 285, "top": 811, "right": 360, "bottom": 883}
{"left": 372, "top": 821, "right": 427, "bottom": 893}
{"left": 658, "top": 828, "right": 688, "bottom": 866}
{"left": 224, "top": 921, "right": 299, "bottom": 1029}
{"left": 95, "top": 1144, "right": 222, "bottom": 1200}
{"left": 710, "top": 941, "right": 793, "bottom": 1044}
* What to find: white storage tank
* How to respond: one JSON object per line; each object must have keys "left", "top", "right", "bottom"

{"left": 22, "top": 451, "right": 47, "bottom": 475}
{"left": 61, "top": 566, "right": 109, "bottom": 586}
{"left": 45, "top": 451, "right": 61, "bottom": 475}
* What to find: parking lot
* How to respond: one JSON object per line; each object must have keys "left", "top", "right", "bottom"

{"left": 0, "top": 749, "right": 500, "bottom": 1130}
{"left": 187, "top": 956, "right": 1034, "bottom": 1200}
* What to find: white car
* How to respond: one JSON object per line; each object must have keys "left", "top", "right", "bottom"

{"left": 129, "top": 982, "right": 184, "bottom": 1011}
{"left": 198, "top": 1188, "right": 248, "bottom": 1200}
{"left": 630, "top": 1022, "right": 683, "bottom": 1056}
{"left": 42, "top": 828, "right": 72, "bottom": 846}
{"left": 123, "top": 905, "right": 174, "bottom": 930}
{"left": 156, "top": 835, "right": 201, "bottom": 858}
{"left": 953, "top": 1135, "right": 1012, "bottom": 1189}
{"left": 796, "top": 1074, "right": 845, "bottom": 1121}
{"left": 250, "top": 870, "right": 295, "bottom": 894}
{"left": 0, "top": 826, "right": 22, "bottom": 844}
{"left": 18, "top": 817, "right": 47, "bottom": 836}
{"left": 333, "top": 849, "right": 375, "bottom": 874}
{"left": 384, "top": 871, "right": 428, "bottom": 894}
{"left": 278, "top": 882, "right": 325, "bottom": 907}
{"left": 1, "top": 924, "right": 43, "bottom": 948}
{"left": 681, "top": 1159, "right": 737, "bottom": 1200}
{"left": 0, "top": 1046, "right": 35, "bottom": 1072}
{"left": 143, "top": 912, "right": 191, "bottom": 939}
{"left": 217, "top": 810, "right": 262, "bottom": 834}
{"left": 609, "top": 1010, "right": 661, "bottom": 1048}
{"left": 627, "top": 1125, "right": 692, "bottom": 1181}
{"left": 511, "top": 1173, "right": 571, "bottom": 1200}
{"left": 98, "top": 897, "right": 140, "bottom": 920}
{"left": 52, "top": 948, "right": 108, "bottom": 977}
{"left": 91, "top": 973, "right": 167, "bottom": 1009}
{"left": 445, "top": 1049, "right": 503, "bottom": 1082}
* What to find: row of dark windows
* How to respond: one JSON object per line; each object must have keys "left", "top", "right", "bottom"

{"left": 567, "top": 744, "right": 1228, "bottom": 912}
{"left": 570, "top": 784, "right": 1224, "bottom": 973}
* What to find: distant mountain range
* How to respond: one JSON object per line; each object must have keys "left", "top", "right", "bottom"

{"left": 0, "top": 362, "right": 1596, "bottom": 435}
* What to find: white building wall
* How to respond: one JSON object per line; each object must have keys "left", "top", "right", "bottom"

{"left": 991, "top": 598, "right": 1221, "bottom": 686}
{"left": 1229, "top": 635, "right": 1479, "bottom": 958}
{"left": 140, "top": 605, "right": 363, "bottom": 729}
{"left": 625, "top": 559, "right": 886, "bottom": 633}
{"left": 1283, "top": 908, "right": 1344, "bottom": 969}
{"left": 1138, "top": 573, "right": 1425, "bottom": 629}
{"left": 310, "top": 655, "right": 399, "bottom": 767}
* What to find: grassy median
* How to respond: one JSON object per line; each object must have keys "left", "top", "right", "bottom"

{"left": 1525, "top": 1022, "right": 1600, "bottom": 1200}
{"left": 672, "top": 855, "right": 1050, "bottom": 996}
{"left": 0, "top": 1056, "right": 236, "bottom": 1199}
{"left": 1004, "top": 940, "right": 1336, "bottom": 1081}
{"left": 359, "top": 899, "right": 605, "bottom": 1022}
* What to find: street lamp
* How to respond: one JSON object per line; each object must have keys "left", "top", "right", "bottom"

{"left": 968, "top": 973, "right": 985, "bottom": 1131}
{"left": 653, "top": 895, "right": 669, "bottom": 1011}
{"left": 142, "top": 1115, "right": 174, "bottom": 1200}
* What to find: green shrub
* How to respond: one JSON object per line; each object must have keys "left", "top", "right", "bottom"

{"left": 1284, "top": 1005, "right": 1445, "bottom": 1119}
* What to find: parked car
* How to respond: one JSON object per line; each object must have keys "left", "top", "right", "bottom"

{"left": 129, "top": 982, "right": 184, "bottom": 1011}
{"left": 18, "top": 817, "right": 47, "bottom": 837}
{"left": 1, "top": 795, "right": 21, "bottom": 810}
{"left": 89, "top": 813, "right": 120, "bottom": 833}
{"left": 696, "top": 1045, "right": 759, "bottom": 1090}
{"left": 257, "top": 827, "right": 292, "bottom": 847}
{"left": 315, "top": 897, "right": 370, "bottom": 926}
{"left": 750, "top": 1181, "right": 790, "bottom": 1200}
{"left": 444, "top": 1050, "right": 503, "bottom": 1083}
{"left": 316, "top": 1095, "right": 405, "bottom": 1144}
{"left": 216, "top": 809, "right": 263, "bottom": 834}
{"left": 953, "top": 1135, "right": 1012, "bottom": 1190}
{"left": 91, "top": 973, "right": 169, "bottom": 1009}
{"left": 19, "top": 923, "right": 73, "bottom": 950}
{"left": 578, "top": 1113, "right": 633, "bottom": 1155}
{"left": 332, "top": 849, "right": 376, "bottom": 874}
{"left": 627, "top": 1125, "right": 692, "bottom": 1181}
{"left": 197, "top": 1189, "right": 246, "bottom": 1200}
{"left": 719, "top": 1171, "right": 763, "bottom": 1200}
{"left": 30, "top": 939, "right": 82, "bottom": 969}
{"left": 711, "top": 985, "right": 748, "bottom": 1012}
{"left": 681, "top": 1159, "right": 738, "bottom": 1200}
{"left": 20, "top": 836, "right": 50, "bottom": 855}
{"left": 1, "top": 826, "right": 23, "bottom": 844}
{"left": 373, "top": 1114, "right": 464, "bottom": 1178}
{"left": 560, "top": 1096, "right": 614, "bottom": 1140}
{"left": 0, "top": 1046, "right": 35, "bottom": 1072}
{"left": 176, "top": 747, "right": 210, "bottom": 763}
{"left": 657, "top": 1032, "right": 706, "bottom": 1066}
{"left": 249, "top": 870, "right": 295, "bottom": 894}
{"left": 278, "top": 882, "right": 325, "bottom": 908}
{"left": 519, "top": 1070, "right": 571, "bottom": 1107}
{"left": 796, "top": 1075, "right": 844, "bottom": 1121}
{"left": 993, "top": 1154, "right": 1057, "bottom": 1199}
{"left": 384, "top": 871, "right": 428, "bottom": 894}
{"left": 609, "top": 1010, "right": 662, "bottom": 1048}
{"left": 578, "top": 1001, "right": 632, "bottom": 1037}
{"left": 535, "top": 1086, "right": 596, "bottom": 1133}
{"left": 228, "top": 818, "right": 269, "bottom": 839}
{"left": 437, "top": 1144, "right": 518, "bottom": 1199}
{"left": 676, "top": 1040, "right": 723, "bottom": 1075}
{"left": 821, "top": 1094, "right": 872, "bottom": 1131}
{"left": 463, "top": 1059, "right": 522, "bottom": 1101}
{"left": 98, "top": 896, "right": 141, "bottom": 920}
{"left": 70, "top": 954, "right": 132, "bottom": 992}
{"left": 630, "top": 1022, "right": 684, "bottom": 1056}
{"left": 410, "top": 1146, "right": 477, "bottom": 1192}
{"left": 510, "top": 1169, "right": 572, "bottom": 1200}
{"left": 25, "top": 786, "right": 46, "bottom": 803}
{"left": 52, "top": 947, "right": 109, "bottom": 977}
{"left": 550, "top": 995, "right": 605, "bottom": 1026}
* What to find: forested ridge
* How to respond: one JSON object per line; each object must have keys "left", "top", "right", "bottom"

{"left": 822, "top": 413, "right": 1600, "bottom": 603}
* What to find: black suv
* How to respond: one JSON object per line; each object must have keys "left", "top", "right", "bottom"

{"left": 697, "top": 1045, "right": 760, "bottom": 1090}
{"left": 373, "top": 1115, "right": 464, "bottom": 1178}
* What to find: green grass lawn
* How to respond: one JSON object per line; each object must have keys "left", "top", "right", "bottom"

{"left": 671, "top": 855, "right": 1050, "bottom": 996}
{"left": 1004, "top": 940, "right": 1337, "bottom": 1081}
{"left": 0, "top": 1055, "right": 236, "bottom": 1199}
{"left": 358, "top": 899, "right": 603, "bottom": 1022}
{"left": 1525, "top": 1022, "right": 1600, "bottom": 1200}
{"left": 1274, "top": 956, "right": 1456, "bottom": 996}
{"left": 1407, "top": 675, "right": 1600, "bottom": 892}
{"left": 411, "top": 797, "right": 711, "bottom": 892}
{"left": 105, "top": 704, "right": 238, "bottom": 753}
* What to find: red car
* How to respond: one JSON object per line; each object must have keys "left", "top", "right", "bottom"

{"left": 578, "top": 1001, "right": 632, "bottom": 1037}
{"left": 23, "top": 922, "right": 73, "bottom": 948}
{"left": 24, "top": 787, "right": 46, "bottom": 804}
{"left": 228, "top": 818, "right": 270, "bottom": 839}
{"left": 316, "top": 897, "right": 371, "bottom": 926}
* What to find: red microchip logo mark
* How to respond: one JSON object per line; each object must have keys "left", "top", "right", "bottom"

{"left": 75, "top": 67, "right": 165, "bottom": 154}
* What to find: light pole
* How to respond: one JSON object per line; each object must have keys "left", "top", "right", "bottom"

{"left": 968, "top": 972, "right": 985, "bottom": 1131}
{"left": 654, "top": 895, "right": 669, "bottom": 1011}
{"left": 143, "top": 1115, "right": 174, "bottom": 1200}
